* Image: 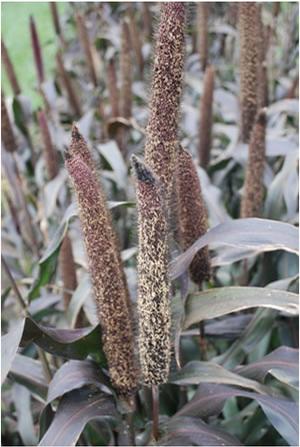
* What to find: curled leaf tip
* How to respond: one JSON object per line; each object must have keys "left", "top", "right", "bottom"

{"left": 131, "top": 155, "right": 156, "bottom": 185}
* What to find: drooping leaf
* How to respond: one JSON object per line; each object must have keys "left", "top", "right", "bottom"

{"left": 176, "top": 383, "right": 298, "bottom": 446}
{"left": 182, "top": 314, "right": 252, "bottom": 340}
{"left": 47, "top": 359, "right": 111, "bottom": 404}
{"left": 170, "top": 360, "right": 269, "bottom": 395}
{"left": 20, "top": 318, "right": 104, "bottom": 362}
{"left": 66, "top": 275, "right": 91, "bottom": 328}
{"left": 236, "top": 347, "right": 299, "bottom": 389}
{"left": 97, "top": 140, "right": 128, "bottom": 189}
{"left": 1, "top": 319, "right": 25, "bottom": 384}
{"left": 12, "top": 383, "right": 37, "bottom": 445}
{"left": 170, "top": 218, "right": 299, "bottom": 280}
{"left": 43, "top": 170, "right": 68, "bottom": 218}
{"left": 36, "top": 200, "right": 135, "bottom": 278}
{"left": 10, "top": 353, "right": 49, "bottom": 399}
{"left": 39, "top": 386, "right": 118, "bottom": 446}
{"left": 161, "top": 416, "right": 242, "bottom": 446}
{"left": 12, "top": 97, "right": 29, "bottom": 137}
{"left": 184, "top": 287, "right": 299, "bottom": 329}
{"left": 216, "top": 309, "right": 276, "bottom": 369}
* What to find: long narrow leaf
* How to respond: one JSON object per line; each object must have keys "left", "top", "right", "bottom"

{"left": 170, "top": 218, "right": 298, "bottom": 280}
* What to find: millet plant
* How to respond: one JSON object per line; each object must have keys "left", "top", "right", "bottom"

{"left": 1, "top": 3, "right": 299, "bottom": 447}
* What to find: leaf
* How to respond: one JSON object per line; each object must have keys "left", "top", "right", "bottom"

{"left": 1, "top": 319, "right": 25, "bottom": 384}
{"left": 265, "top": 152, "right": 299, "bottom": 220}
{"left": 38, "top": 202, "right": 78, "bottom": 266}
{"left": 97, "top": 140, "right": 128, "bottom": 189}
{"left": 182, "top": 314, "right": 252, "bottom": 340}
{"left": 20, "top": 318, "right": 104, "bottom": 362}
{"left": 27, "top": 248, "right": 60, "bottom": 301}
{"left": 47, "top": 360, "right": 111, "bottom": 404}
{"left": 12, "top": 97, "right": 29, "bottom": 137}
{"left": 38, "top": 200, "right": 134, "bottom": 275}
{"left": 236, "top": 347, "right": 299, "bottom": 389}
{"left": 170, "top": 360, "right": 269, "bottom": 394}
{"left": 216, "top": 309, "right": 276, "bottom": 369}
{"left": 43, "top": 170, "right": 68, "bottom": 218}
{"left": 176, "top": 383, "right": 299, "bottom": 446}
{"left": 161, "top": 416, "right": 242, "bottom": 446}
{"left": 66, "top": 275, "right": 91, "bottom": 328}
{"left": 170, "top": 218, "right": 299, "bottom": 280}
{"left": 184, "top": 287, "right": 299, "bottom": 329}
{"left": 10, "top": 353, "right": 49, "bottom": 399}
{"left": 39, "top": 386, "right": 118, "bottom": 446}
{"left": 28, "top": 294, "right": 61, "bottom": 318}
{"left": 12, "top": 383, "right": 37, "bottom": 445}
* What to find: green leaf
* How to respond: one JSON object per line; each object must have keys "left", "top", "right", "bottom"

{"left": 20, "top": 318, "right": 105, "bottom": 362}
{"left": 1, "top": 319, "right": 25, "bottom": 384}
{"left": 184, "top": 287, "right": 299, "bottom": 329}
{"left": 236, "top": 347, "right": 299, "bottom": 389}
{"left": 47, "top": 360, "right": 111, "bottom": 404}
{"left": 170, "top": 360, "right": 269, "bottom": 395}
{"left": 161, "top": 416, "right": 242, "bottom": 446}
{"left": 12, "top": 97, "right": 29, "bottom": 137}
{"left": 176, "top": 383, "right": 298, "bottom": 446}
{"left": 170, "top": 218, "right": 299, "bottom": 280}
{"left": 10, "top": 353, "right": 49, "bottom": 399}
{"left": 97, "top": 140, "right": 128, "bottom": 189}
{"left": 216, "top": 308, "right": 276, "bottom": 369}
{"left": 28, "top": 198, "right": 134, "bottom": 302}
{"left": 39, "top": 386, "right": 118, "bottom": 446}
{"left": 66, "top": 275, "right": 91, "bottom": 328}
{"left": 12, "top": 383, "right": 37, "bottom": 445}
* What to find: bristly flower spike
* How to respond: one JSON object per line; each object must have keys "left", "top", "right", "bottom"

{"left": 176, "top": 145, "right": 211, "bottom": 286}
{"left": 239, "top": 3, "right": 259, "bottom": 143}
{"left": 198, "top": 65, "right": 215, "bottom": 169}
{"left": 30, "top": 16, "right": 45, "bottom": 85}
{"left": 131, "top": 154, "right": 171, "bottom": 386}
{"left": 65, "top": 128, "right": 137, "bottom": 402}
{"left": 144, "top": 3, "right": 186, "bottom": 200}
{"left": 1, "top": 93, "right": 17, "bottom": 153}
{"left": 241, "top": 108, "right": 267, "bottom": 218}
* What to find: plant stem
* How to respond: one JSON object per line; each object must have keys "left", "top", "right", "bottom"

{"left": 2, "top": 255, "right": 52, "bottom": 381}
{"left": 152, "top": 385, "right": 159, "bottom": 441}
{"left": 36, "top": 346, "right": 53, "bottom": 382}
{"left": 126, "top": 412, "right": 135, "bottom": 446}
{"left": 199, "top": 320, "right": 208, "bottom": 361}
{"left": 1, "top": 255, "right": 28, "bottom": 312}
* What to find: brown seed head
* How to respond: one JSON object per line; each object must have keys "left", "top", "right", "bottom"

{"left": 256, "top": 5, "right": 268, "bottom": 108}
{"left": 176, "top": 146, "right": 211, "bottom": 286}
{"left": 198, "top": 65, "right": 215, "bottom": 169}
{"left": 239, "top": 2, "right": 259, "bottom": 143}
{"left": 197, "top": 3, "right": 209, "bottom": 71}
{"left": 241, "top": 108, "right": 267, "bottom": 218}
{"left": 75, "top": 13, "right": 97, "bottom": 87}
{"left": 120, "top": 20, "right": 132, "bottom": 119}
{"left": 65, "top": 131, "right": 137, "bottom": 399}
{"left": 131, "top": 154, "right": 171, "bottom": 385}
{"left": 144, "top": 3, "right": 186, "bottom": 198}
{"left": 37, "top": 110, "right": 59, "bottom": 180}
{"left": 107, "top": 58, "right": 119, "bottom": 118}
{"left": 30, "top": 16, "right": 45, "bottom": 85}
{"left": 1, "top": 94, "right": 17, "bottom": 152}
{"left": 1, "top": 39, "right": 21, "bottom": 96}
{"left": 59, "top": 234, "right": 78, "bottom": 308}
{"left": 56, "top": 51, "right": 82, "bottom": 118}
{"left": 128, "top": 5, "right": 144, "bottom": 78}
{"left": 141, "top": 3, "right": 152, "bottom": 41}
